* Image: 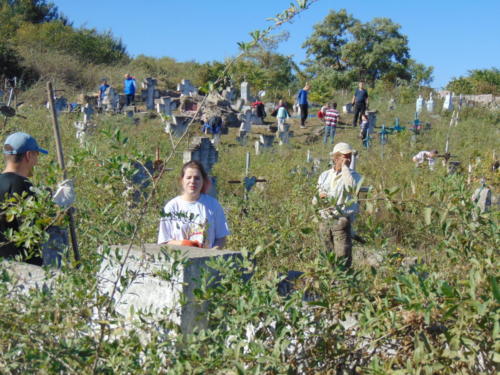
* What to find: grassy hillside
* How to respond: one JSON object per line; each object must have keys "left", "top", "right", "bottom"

{"left": 0, "top": 88, "right": 498, "bottom": 373}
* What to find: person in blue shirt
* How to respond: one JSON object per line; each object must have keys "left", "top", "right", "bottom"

{"left": 351, "top": 81, "right": 368, "bottom": 127}
{"left": 98, "top": 78, "right": 109, "bottom": 107}
{"left": 297, "top": 84, "right": 310, "bottom": 128}
{"left": 123, "top": 74, "right": 137, "bottom": 106}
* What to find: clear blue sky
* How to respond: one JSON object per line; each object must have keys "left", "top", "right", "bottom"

{"left": 53, "top": 0, "right": 499, "bottom": 89}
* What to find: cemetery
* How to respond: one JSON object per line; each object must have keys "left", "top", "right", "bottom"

{"left": 0, "top": 1, "right": 498, "bottom": 373}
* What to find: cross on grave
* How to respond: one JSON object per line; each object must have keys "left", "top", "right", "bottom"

{"left": 416, "top": 95, "right": 424, "bottom": 114}
{"left": 142, "top": 77, "right": 157, "bottom": 110}
{"left": 155, "top": 97, "right": 172, "bottom": 117}
{"left": 183, "top": 137, "right": 218, "bottom": 197}
{"left": 228, "top": 152, "right": 267, "bottom": 200}
{"left": 379, "top": 125, "right": 390, "bottom": 145}
{"left": 426, "top": 93, "right": 435, "bottom": 113}
{"left": 164, "top": 115, "right": 190, "bottom": 138}
{"left": 254, "top": 134, "right": 275, "bottom": 155}
{"left": 46, "top": 95, "right": 68, "bottom": 118}
{"left": 392, "top": 117, "right": 406, "bottom": 132}
{"left": 177, "top": 79, "right": 197, "bottom": 97}
{"left": 82, "top": 103, "right": 94, "bottom": 123}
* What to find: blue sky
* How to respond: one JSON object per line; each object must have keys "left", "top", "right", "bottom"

{"left": 54, "top": 0, "right": 499, "bottom": 89}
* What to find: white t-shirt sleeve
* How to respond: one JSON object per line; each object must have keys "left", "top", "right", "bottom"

{"left": 158, "top": 201, "right": 176, "bottom": 244}
{"left": 213, "top": 200, "right": 230, "bottom": 239}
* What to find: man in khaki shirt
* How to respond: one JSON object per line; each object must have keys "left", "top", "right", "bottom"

{"left": 315, "top": 142, "right": 362, "bottom": 268}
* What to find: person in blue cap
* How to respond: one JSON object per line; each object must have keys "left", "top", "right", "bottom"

{"left": 0, "top": 132, "right": 48, "bottom": 265}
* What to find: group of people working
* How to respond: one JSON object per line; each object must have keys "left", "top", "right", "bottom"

{"left": 0, "top": 130, "right": 361, "bottom": 269}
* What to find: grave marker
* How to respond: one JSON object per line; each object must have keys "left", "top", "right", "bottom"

{"left": 416, "top": 95, "right": 424, "bottom": 114}
{"left": 240, "top": 81, "right": 251, "bottom": 103}
{"left": 142, "top": 77, "right": 157, "bottom": 110}
{"left": 426, "top": 93, "right": 435, "bottom": 113}
{"left": 177, "top": 79, "right": 197, "bottom": 97}
{"left": 183, "top": 137, "right": 218, "bottom": 197}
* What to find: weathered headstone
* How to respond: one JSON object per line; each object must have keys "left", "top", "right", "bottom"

{"left": 222, "top": 86, "right": 237, "bottom": 102}
{"left": 155, "top": 97, "right": 172, "bottom": 116}
{"left": 122, "top": 161, "right": 154, "bottom": 205}
{"left": 388, "top": 97, "right": 396, "bottom": 111}
{"left": 82, "top": 103, "right": 94, "bottom": 123}
{"left": 443, "top": 92, "right": 454, "bottom": 111}
{"left": 142, "top": 77, "right": 157, "bottom": 110}
{"left": 416, "top": 95, "right": 424, "bottom": 114}
{"left": 342, "top": 103, "right": 353, "bottom": 114}
{"left": 98, "top": 244, "right": 242, "bottom": 334}
{"left": 278, "top": 123, "right": 290, "bottom": 145}
{"left": 240, "top": 81, "right": 250, "bottom": 103}
{"left": 239, "top": 109, "right": 253, "bottom": 133}
{"left": 165, "top": 116, "right": 190, "bottom": 138}
{"left": 177, "top": 79, "right": 197, "bottom": 97}
{"left": 472, "top": 181, "right": 492, "bottom": 213}
{"left": 183, "top": 137, "right": 218, "bottom": 197}
{"left": 426, "top": 93, "right": 435, "bottom": 113}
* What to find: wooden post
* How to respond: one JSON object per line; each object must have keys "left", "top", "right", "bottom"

{"left": 47, "top": 82, "right": 80, "bottom": 265}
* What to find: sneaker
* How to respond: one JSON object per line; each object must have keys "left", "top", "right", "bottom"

{"left": 300, "top": 125, "right": 306, "bottom": 129}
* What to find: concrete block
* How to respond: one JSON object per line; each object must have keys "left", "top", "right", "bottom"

{"left": 99, "top": 244, "right": 241, "bottom": 334}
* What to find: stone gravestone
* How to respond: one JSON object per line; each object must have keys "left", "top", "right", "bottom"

{"left": 183, "top": 137, "right": 218, "bottom": 197}
{"left": 240, "top": 81, "right": 251, "bottom": 103}
{"left": 255, "top": 134, "right": 274, "bottom": 155}
{"left": 278, "top": 123, "right": 290, "bottom": 145}
{"left": 239, "top": 108, "right": 253, "bottom": 133}
{"left": 416, "top": 95, "right": 424, "bottom": 114}
{"left": 426, "top": 93, "right": 435, "bottom": 113}
{"left": 222, "top": 86, "right": 237, "bottom": 102}
{"left": 142, "top": 77, "right": 157, "bottom": 110}
{"left": 443, "top": 92, "right": 454, "bottom": 111}
{"left": 472, "top": 181, "right": 492, "bottom": 213}
{"left": 165, "top": 115, "right": 190, "bottom": 138}
{"left": 177, "top": 79, "right": 197, "bottom": 97}
{"left": 73, "top": 103, "right": 96, "bottom": 146}
{"left": 342, "top": 103, "right": 353, "bottom": 114}
{"left": 155, "top": 97, "right": 172, "bottom": 117}
{"left": 122, "top": 161, "right": 155, "bottom": 206}
{"left": 367, "top": 110, "right": 377, "bottom": 134}
{"left": 98, "top": 244, "right": 242, "bottom": 334}
{"left": 388, "top": 97, "right": 396, "bottom": 111}
{"left": 102, "top": 87, "right": 120, "bottom": 112}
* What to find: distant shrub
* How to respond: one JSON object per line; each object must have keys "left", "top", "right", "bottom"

{"left": 15, "top": 21, "right": 129, "bottom": 66}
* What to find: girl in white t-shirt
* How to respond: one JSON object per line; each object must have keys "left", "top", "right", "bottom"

{"left": 158, "top": 161, "right": 230, "bottom": 248}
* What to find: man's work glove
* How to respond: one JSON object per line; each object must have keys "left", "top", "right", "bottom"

{"left": 52, "top": 179, "right": 75, "bottom": 208}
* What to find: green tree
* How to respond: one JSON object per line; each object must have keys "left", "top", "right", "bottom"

{"left": 447, "top": 68, "right": 500, "bottom": 95}
{"left": 302, "top": 10, "right": 427, "bottom": 88}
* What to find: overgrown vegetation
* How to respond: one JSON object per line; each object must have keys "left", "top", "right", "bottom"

{"left": 0, "top": 1, "right": 498, "bottom": 373}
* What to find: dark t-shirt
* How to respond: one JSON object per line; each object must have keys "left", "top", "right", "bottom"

{"left": 354, "top": 88, "right": 368, "bottom": 104}
{"left": 0, "top": 172, "right": 41, "bottom": 265}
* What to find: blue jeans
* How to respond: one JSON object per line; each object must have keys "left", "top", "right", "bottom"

{"left": 323, "top": 126, "right": 336, "bottom": 144}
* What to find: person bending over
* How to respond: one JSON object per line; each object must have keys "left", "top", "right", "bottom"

{"left": 158, "top": 161, "right": 230, "bottom": 249}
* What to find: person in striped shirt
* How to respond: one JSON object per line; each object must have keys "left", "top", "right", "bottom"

{"left": 322, "top": 102, "right": 340, "bottom": 144}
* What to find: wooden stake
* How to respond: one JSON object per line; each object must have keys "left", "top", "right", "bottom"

{"left": 47, "top": 82, "right": 80, "bottom": 265}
